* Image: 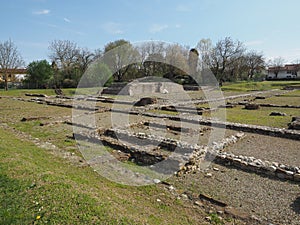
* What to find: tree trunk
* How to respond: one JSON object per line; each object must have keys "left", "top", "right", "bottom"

{"left": 4, "top": 72, "right": 8, "bottom": 91}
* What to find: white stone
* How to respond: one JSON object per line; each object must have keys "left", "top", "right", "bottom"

{"left": 286, "top": 171, "right": 294, "bottom": 176}
{"left": 194, "top": 201, "right": 203, "bottom": 207}
{"left": 279, "top": 164, "right": 286, "bottom": 169}
{"left": 168, "top": 185, "right": 175, "bottom": 191}
{"left": 236, "top": 132, "right": 245, "bottom": 138}
{"left": 267, "top": 166, "right": 277, "bottom": 172}
{"left": 205, "top": 216, "right": 211, "bottom": 221}
{"left": 205, "top": 173, "right": 213, "bottom": 178}
{"left": 233, "top": 158, "right": 242, "bottom": 162}
{"left": 153, "top": 179, "right": 161, "bottom": 184}
{"left": 181, "top": 194, "right": 188, "bottom": 200}
{"left": 238, "top": 155, "right": 245, "bottom": 160}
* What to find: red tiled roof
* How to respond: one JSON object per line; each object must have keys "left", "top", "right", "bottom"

{"left": 268, "top": 64, "right": 300, "bottom": 72}
{"left": 0, "top": 68, "right": 27, "bottom": 74}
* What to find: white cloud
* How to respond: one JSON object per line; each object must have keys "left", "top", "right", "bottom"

{"left": 64, "top": 18, "right": 71, "bottom": 23}
{"left": 149, "top": 24, "right": 168, "bottom": 34}
{"left": 175, "top": 24, "right": 182, "bottom": 29}
{"left": 102, "top": 22, "right": 124, "bottom": 35}
{"left": 33, "top": 9, "right": 50, "bottom": 15}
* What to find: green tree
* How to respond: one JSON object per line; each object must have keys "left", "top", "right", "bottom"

{"left": 80, "top": 62, "right": 112, "bottom": 87}
{"left": 143, "top": 53, "right": 166, "bottom": 77}
{"left": 103, "top": 39, "right": 139, "bottom": 82}
{"left": 25, "top": 60, "right": 53, "bottom": 88}
{"left": 48, "top": 40, "right": 94, "bottom": 87}
{"left": 138, "top": 41, "right": 166, "bottom": 77}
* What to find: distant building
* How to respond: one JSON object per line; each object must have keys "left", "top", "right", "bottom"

{"left": 0, "top": 68, "right": 27, "bottom": 82}
{"left": 267, "top": 64, "right": 300, "bottom": 80}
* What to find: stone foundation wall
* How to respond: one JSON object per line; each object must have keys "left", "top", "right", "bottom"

{"left": 120, "top": 82, "right": 184, "bottom": 96}
{"left": 213, "top": 152, "right": 300, "bottom": 182}
{"left": 138, "top": 112, "right": 300, "bottom": 140}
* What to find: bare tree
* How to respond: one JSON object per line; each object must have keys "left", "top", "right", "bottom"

{"left": 165, "top": 43, "right": 189, "bottom": 78}
{"left": 76, "top": 48, "right": 94, "bottom": 73}
{"left": 212, "top": 37, "right": 245, "bottom": 80}
{"left": 0, "top": 39, "right": 24, "bottom": 90}
{"left": 268, "top": 57, "right": 285, "bottom": 78}
{"left": 196, "top": 38, "right": 213, "bottom": 69}
{"left": 103, "top": 39, "right": 139, "bottom": 81}
{"left": 138, "top": 41, "right": 166, "bottom": 76}
{"left": 292, "top": 59, "right": 300, "bottom": 64}
{"left": 268, "top": 57, "right": 285, "bottom": 67}
{"left": 48, "top": 40, "right": 95, "bottom": 86}
{"left": 93, "top": 48, "right": 103, "bottom": 60}
{"left": 48, "top": 40, "right": 79, "bottom": 71}
{"left": 245, "top": 51, "right": 265, "bottom": 78}
{"left": 143, "top": 52, "right": 166, "bottom": 77}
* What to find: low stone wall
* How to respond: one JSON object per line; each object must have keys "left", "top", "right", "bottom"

{"left": 238, "top": 102, "right": 300, "bottom": 109}
{"left": 138, "top": 112, "right": 300, "bottom": 140}
{"left": 175, "top": 89, "right": 280, "bottom": 106}
{"left": 121, "top": 82, "right": 185, "bottom": 96}
{"left": 178, "top": 133, "right": 245, "bottom": 175}
{"left": 103, "top": 128, "right": 198, "bottom": 156}
{"left": 101, "top": 82, "right": 127, "bottom": 95}
{"left": 178, "top": 132, "right": 300, "bottom": 182}
{"left": 77, "top": 127, "right": 300, "bottom": 182}
{"left": 183, "top": 85, "right": 201, "bottom": 91}
{"left": 213, "top": 152, "right": 300, "bottom": 182}
{"left": 14, "top": 97, "right": 110, "bottom": 112}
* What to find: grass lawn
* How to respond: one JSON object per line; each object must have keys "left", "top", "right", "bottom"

{"left": 225, "top": 105, "right": 298, "bottom": 128}
{"left": 221, "top": 80, "right": 300, "bottom": 92}
{"left": 0, "top": 87, "right": 101, "bottom": 97}
{"left": 255, "top": 95, "right": 300, "bottom": 106}
{"left": 253, "top": 89, "right": 300, "bottom": 106}
{"left": 0, "top": 127, "right": 206, "bottom": 224}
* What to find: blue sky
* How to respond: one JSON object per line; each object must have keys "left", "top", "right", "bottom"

{"left": 1, "top": 0, "right": 300, "bottom": 64}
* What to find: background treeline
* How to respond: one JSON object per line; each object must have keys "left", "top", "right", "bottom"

{"left": 1, "top": 37, "right": 275, "bottom": 89}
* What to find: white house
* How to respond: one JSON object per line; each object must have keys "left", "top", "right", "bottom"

{"left": 267, "top": 64, "right": 300, "bottom": 80}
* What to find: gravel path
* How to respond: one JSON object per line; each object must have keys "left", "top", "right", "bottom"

{"left": 225, "top": 132, "right": 300, "bottom": 167}
{"left": 172, "top": 162, "right": 300, "bottom": 225}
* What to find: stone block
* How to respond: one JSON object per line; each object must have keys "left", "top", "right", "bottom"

{"left": 244, "top": 104, "right": 260, "bottom": 110}
{"left": 293, "top": 173, "right": 300, "bottom": 182}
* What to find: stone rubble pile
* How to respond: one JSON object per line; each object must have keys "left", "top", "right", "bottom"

{"left": 238, "top": 102, "right": 300, "bottom": 109}
{"left": 288, "top": 117, "right": 300, "bottom": 130}
{"left": 177, "top": 133, "right": 245, "bottom": 175}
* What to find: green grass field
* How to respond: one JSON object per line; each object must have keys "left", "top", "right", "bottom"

{"left": 221, "top": 80, "right": 300, "bottom": 92}
{"left": 0, "top": 87, "right": 101, "bottom": 97}
{"left": 225, "top": 105, "right": 298, "bottom": 128}
{"left": 0, "top": 127, "right": 206, "bottom": 224}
